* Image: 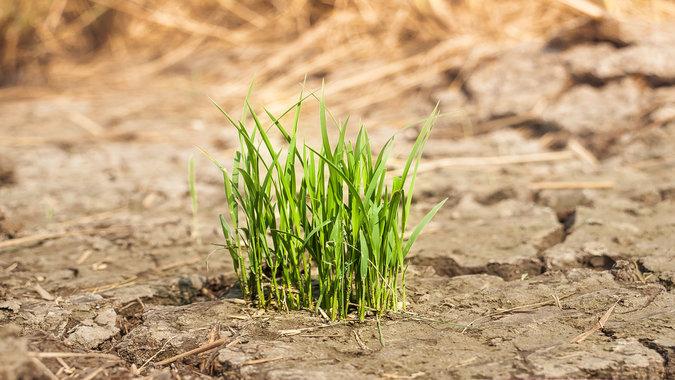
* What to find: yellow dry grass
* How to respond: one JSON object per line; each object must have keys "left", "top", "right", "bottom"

{"left": 1, "top": 0, "right": 674, "bottom": 122}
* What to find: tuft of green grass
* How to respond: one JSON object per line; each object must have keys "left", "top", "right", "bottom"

{"left": 203, "top": 89, "right": 445, "bottom": 321}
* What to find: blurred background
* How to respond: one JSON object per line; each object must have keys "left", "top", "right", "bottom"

{"left": 2, "top": 0, "right": 673, "bottom": 131}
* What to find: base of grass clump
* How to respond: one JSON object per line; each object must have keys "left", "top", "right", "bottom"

{"left": 203, "top": 89, "right": 446, "bottom": 321}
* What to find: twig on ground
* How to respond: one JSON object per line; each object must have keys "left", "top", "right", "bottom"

{"left": 241, "top": 356, "right": 284, "bottom": 366}
{"left": 28, "top": 352, "right": 121, "bottom": 360}
{"left": 278, "top": 324, "right": 334, "bottom": 336}
{"left": 391, "top": 151, "right": 575, "bottom": 175}
{"left": 55, "top": 357, "right": 73, "bottom": 375}
{"left": 76, "top": 250, "right": 93, "bottom": 265}
{"left": 481, "top": 113, "right": 537, "bottom": 133}
{"left": 0, "top": 209, "right": 124, "bottom": 252}
{"left": 4, "top": 262, "right": 18, "bottom": 272}
{"left": 228, "top": 314, "right": 250, "bottom": 320}
{"left": 52, "top": 209, "right": 122, "bottom": 229}
{"left": 448, "top": 356, "right": 478, "bottom": 368}
{"left": 318, "top": 307, "right": 330, "bottom": 322}
{"left": 81, "top": 367, "right": 104, "bottom": 380}
{"left": 30, "top": 357, "right": 59, "bottom": 380}
{"left": 159, "top": 257, "right": 201, "bottom": 272}
{"left": 568, "top": 139, "right": 599, "bottom": 166}
{"left": 67, "top": 111, "right": 105, "bottom": 136}
{"left": 529, "top": 181, "right": 614, "bottom": 190}
{"left": 353, "top": 330, "right": 369, "bottom": 351}
{"left": 0, "top": 232, "right": 70, "bottom": 251}
{"left": 83, "top": 276, "right": 138, "bottom": 293}
{"left": 139, "top": 336, "right": 176, "bottom": 372}
{"left": 461, "top": 293, "right": 575, "bottom": 333}
{"left": 155, "top": 337, "right": 234, "bottom": 366}
{"left": 33, "top": 283, "right": 55, "bottom": 301}
{"left": 381, "top": 371, "right": 426, "bottom": 379}
{"left": 571, "top": 300, "right": 619, "bottom": 343}
{"left": 556, "top": 0, "right": 607, "bottom": 18}
{"left": 119, "top": 298, "right": 144, "bottom": 311}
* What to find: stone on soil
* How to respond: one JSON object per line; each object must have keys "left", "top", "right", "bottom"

{"left": 65, "top": 306, "right": 120, "bottom": 349}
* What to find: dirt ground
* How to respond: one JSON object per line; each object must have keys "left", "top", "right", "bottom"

{"left": 1, "top": 18, "right": 674, "bottom": 379}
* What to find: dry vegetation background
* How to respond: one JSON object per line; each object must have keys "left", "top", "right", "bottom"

{"left": 2, "top": 0, "right": 673, "bottom": 125}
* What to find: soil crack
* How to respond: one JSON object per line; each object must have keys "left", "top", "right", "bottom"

{"left": 639, "top": 339, "right": 673, "bottom": 380}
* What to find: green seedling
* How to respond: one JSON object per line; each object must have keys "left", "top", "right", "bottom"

{"left": 188, "top": 155, "right": 200, "bottom": 241}
{"left": 203, "top": 89, "right": 445, "bottom": 321}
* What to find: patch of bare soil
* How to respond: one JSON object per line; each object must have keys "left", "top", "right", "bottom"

{"left": 1, "top": 18, "right": 674, "bottom": 379}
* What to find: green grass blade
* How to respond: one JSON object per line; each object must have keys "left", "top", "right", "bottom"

{"left": 188, "top": 155, "right": 198, "bottom": 216}
{"left": 403, "top": 198, "right": 447, "bottom": 257}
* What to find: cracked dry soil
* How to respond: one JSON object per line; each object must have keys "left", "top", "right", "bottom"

{"left": 1, "top": 18, "right": 674, "bottom": 379}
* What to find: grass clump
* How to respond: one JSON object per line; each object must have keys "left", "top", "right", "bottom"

{"left": 204, "top": 90, "right": 445, "bottom": 321}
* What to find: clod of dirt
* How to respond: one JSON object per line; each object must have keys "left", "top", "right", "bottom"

{"left": 12, "top": 293, "right": 123, "bottom": 349}
{"left": 411, "top": 198, "right": 562, "bottom": 280}
{"left": 466, "top": 44, "right": 568, "bottom": 119}
{"left": 217, "top": 348, "right": 251, "bottom": 370}
{"left": 0, "top": 299, "right": 21, "bottom": 313}
{"left": 610, "top": 260, "right": 644, "bottom": 282}
{"left": 543, "top": 78, "right": 651, "bottom": 135}
{"left": 528, "top": 338, "right": 664, "bottom": 379}
{"left": 639, "top": 255, "right": 675, "bottom": 290}
{"left": 642, "top": 338, "right": 675, "bottom": 379}
{"left": 17, "top": 301, "right": 71, "bottom": 337}
{"left": 70, "top": 293, "right": 104, "bottom": 304}
{"left": 116, "top": 301, "right": 240, "bottom": 364}
{"left": 542, "top": 202, "right": 675, "bottom": 282}
{"left": 0, "top": 154, "right": 16, "bottom": 186}
{"left": 102, "top": 285, "right": 156, "bottom": 305}
{"left": 65, "top": 306, "right": 120, "bottom": 349}
{"left": 597, "top": 290, "right": 675, "bottom": 378}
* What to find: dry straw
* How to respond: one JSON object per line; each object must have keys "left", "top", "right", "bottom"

{"left": 3, "top": 1, "right": 672, "bottom": 114}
